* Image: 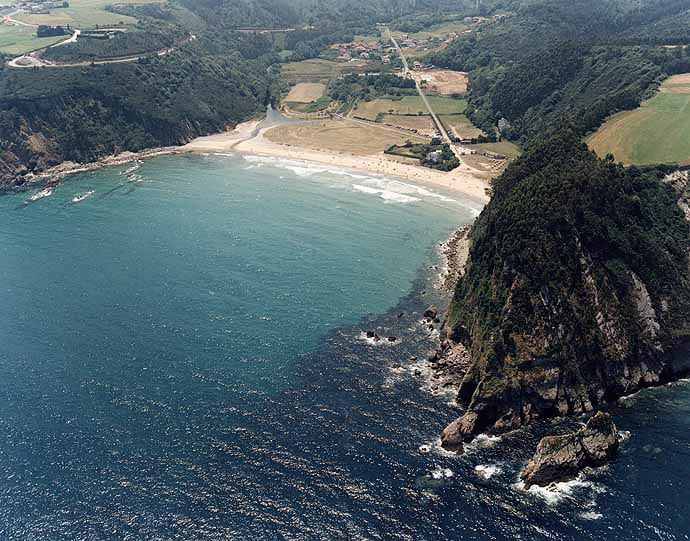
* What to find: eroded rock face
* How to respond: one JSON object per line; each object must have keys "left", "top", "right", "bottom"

{"left": 519, "top": 412, "right": 619, "bottom": 488}
{"left": 440, "top": 139, "right": 690, "bottom": 445}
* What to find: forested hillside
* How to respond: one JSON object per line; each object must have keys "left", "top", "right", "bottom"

{"left": 441, "top": 130, "right": 690, "bottom": 447}
{"left": 432, "top": 0, "right": 690, "bottom": 143}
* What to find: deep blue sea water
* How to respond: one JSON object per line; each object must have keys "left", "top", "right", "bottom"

{"left": 1, "top": 153, "right": 689, "bottom": 540}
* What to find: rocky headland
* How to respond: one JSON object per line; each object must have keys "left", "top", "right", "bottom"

{"left": 428, "top": 133, "right": 690, "bottom": 455}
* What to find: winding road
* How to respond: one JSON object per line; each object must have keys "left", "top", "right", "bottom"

{"left": 7, "top": 32, "right": 196, "bottom": 68}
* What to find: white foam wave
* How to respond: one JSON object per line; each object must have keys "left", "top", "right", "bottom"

{"left": 352, "top": 184, "right": 420, "bottom": 204}
{"left": 27, "top": 187, "right": 53, "bottom": 202}
{"left": 243, "top": 155, "right": 337, "bottom": 178}
{"left": 71, "top": 190, "right": 94, "bottom": 203}
{"left": 464, "top": 433, "right": 502, "bottom": 453}
{"left": 429, "top": 466, "right": 454, "bottom": 480}
{"left": 514, "top": 474, "right": 599, "bottom": 506}
{"left": 419, "top": 438, "right": 459, "bottom": 458}
{"left": 475, "top": 464, "right": 503, "bottom": 479}
{"left": 241, "top": 154, "right": 482, "bottom": 210}
{"left": 357, "top": 331, "right": 398, "bottom": 346}
{"left": 359, "top": 178, "right": 482, "bottom": 214}
{"left": 580, "top": 511, "right": 603, "bottom": 520}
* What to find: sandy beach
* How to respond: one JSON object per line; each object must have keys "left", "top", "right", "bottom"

{"left": 34, "top": 118, "right": 491, "bottom": 206}
{"left": 182, "top": 120, "right": 492, "bottom": 204}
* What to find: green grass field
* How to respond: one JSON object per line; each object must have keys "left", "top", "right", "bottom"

{"left": 353, "top": 96, "right": 466, "bottom": 120}
{"left": 391, "top": 20, "right": 468, "bottom": 40}
{"left": 0, "top": 24, "right": 64, "bottom": 54}
{"left": 14, "top": 0, "right": 144, "bottom": 27}
{"left": 473, "top": 141, "right": 522, "bottom": 159}
{"left": 280, "top": 58, "right": 377, "bottom": 84}
{"left": 587, "top": 74, "right": 690, "bottom": 165}
{"left": 439, "top": 114, "right": 483, "bottom": 138}
{"left": 1, "top": 0, "right": 158, "bottom": 54}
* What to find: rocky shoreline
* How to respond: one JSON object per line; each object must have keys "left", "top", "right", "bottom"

{"left": 436, "top": 225, "right": 471, "bottom": 292}
{"left": 416, "top": 227, "right": 628, "bottom": 483}
{"left": 414, "top": 226, "right": 474, "bottom": 399}
{"left": 1, "top": 147, "right": 179, "bottom": 194}
{"left": 412, "top": 159, "right": 690, "bottom": 486}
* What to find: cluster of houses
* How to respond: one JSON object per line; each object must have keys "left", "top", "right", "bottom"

{"left": 10, "top": 0, "right": 68, "bottom": 15}
{"left": 332, "top": 40, "right": 394, "bottom": 63}
{"left": 463, "top": 13, "right": 510, "bottom": 24}
{"left": 331, "top": 35, "right": 450, "bottom": 66}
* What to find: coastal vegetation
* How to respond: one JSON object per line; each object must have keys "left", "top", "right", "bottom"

{"left": 386, "top": 141, "right": 459, "bottom": 171}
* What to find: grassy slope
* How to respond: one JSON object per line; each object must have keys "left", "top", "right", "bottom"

{"left": 280, "top": 58, "right": 374, "bottom": 84}
{"left": 588, "top": 74, "right": 690, "bottom": 165}
{"left": 0, "top": 25, "right": 64, "bottom": 55}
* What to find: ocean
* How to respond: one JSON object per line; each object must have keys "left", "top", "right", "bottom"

{"left": 0, "top": 153, "right": 689, "bottom": 540}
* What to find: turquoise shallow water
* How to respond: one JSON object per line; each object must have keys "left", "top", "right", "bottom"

{"left": 1, "top": 153, "right": 689, "bottom": 540}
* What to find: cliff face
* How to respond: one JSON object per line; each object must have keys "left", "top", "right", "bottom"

{"left": 441, "top": 133, "right": 690, "bottom": 449}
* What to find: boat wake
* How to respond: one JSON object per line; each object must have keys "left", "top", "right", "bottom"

{"left": 71, "top": 190, "right": 95, "bottom": 204}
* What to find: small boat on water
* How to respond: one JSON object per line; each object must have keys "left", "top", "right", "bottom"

{"left": 72, "top": 190, "right": 94, "bottom": 203}
{"left": 28, "top": 187, "right": 53, "bottom": 202}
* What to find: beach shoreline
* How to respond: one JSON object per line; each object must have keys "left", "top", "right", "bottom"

{"left": 27, "top": 119, "right": 491, "bottom": 206}
{"left": 183, "top": 121, "right": 492, "bottom": 204}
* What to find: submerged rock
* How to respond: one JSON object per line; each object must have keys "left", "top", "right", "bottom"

{"left": 519, "top": 412, "right": 620, "bottom": 488}
{"left": 423, "top": 306, "right": 438, "bottom": 319}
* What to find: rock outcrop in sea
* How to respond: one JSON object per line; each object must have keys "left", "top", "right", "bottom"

{"left": 434, "top": 134, "right": 690, "bottom": 450}
{"left": 519, "top": 412, "right": 620, "bottom": 488}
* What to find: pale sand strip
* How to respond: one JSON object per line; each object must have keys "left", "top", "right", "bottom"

{"left": 182, "top": 121, "right": 491, "bottom": 204}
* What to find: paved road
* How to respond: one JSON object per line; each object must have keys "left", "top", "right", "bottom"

{"left": 8, "top": 33, "right": 196, "bottom": 68}
{"left": 389, "top": 34, "right": 456, "bottom": 149}
{"left": 3, "top": 10, "right": 38, "bottom": 27}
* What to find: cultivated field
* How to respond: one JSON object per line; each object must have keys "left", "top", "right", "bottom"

{"left": 281, "top": 58, "right": 375, "bottom": 84}
{"left": 400, "top": 45, "right": 446, "bottom": 59}
{"left": 0, "top": 24, "right": 63, "bottom": 54}
{"left": 472, "top": 141, "right": 521, "bottom": 159}
{"left": 440, "top": 115, "right": 484, "bottom": 138}
{"left": 391, "top": 20, "right": 468, "bottom": 40}
{"left": 353, "top": 96, "right": 466, "bottom": 120}
{"left": 412, "top": 69, "right": 468, "bottom": 95}
{"left": 265, "top": 120, "right": 428, "bottom": 155}
{"left": 380, "top": 114, "right": 435, "bottom": 133}
{"left": 587, "top": 73, "right": 690, "bottom": 165}
{"left": 1, "top": 0, "right": 158, "bottom": 54}
{"left": 462, "top": 141, "right": 521, "bottom": 173}
{"left": 14, "top": 0, "right": 145, "bottom": 27}
{"left": 285, "top": 82, "right": 326, "bottom": 103}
